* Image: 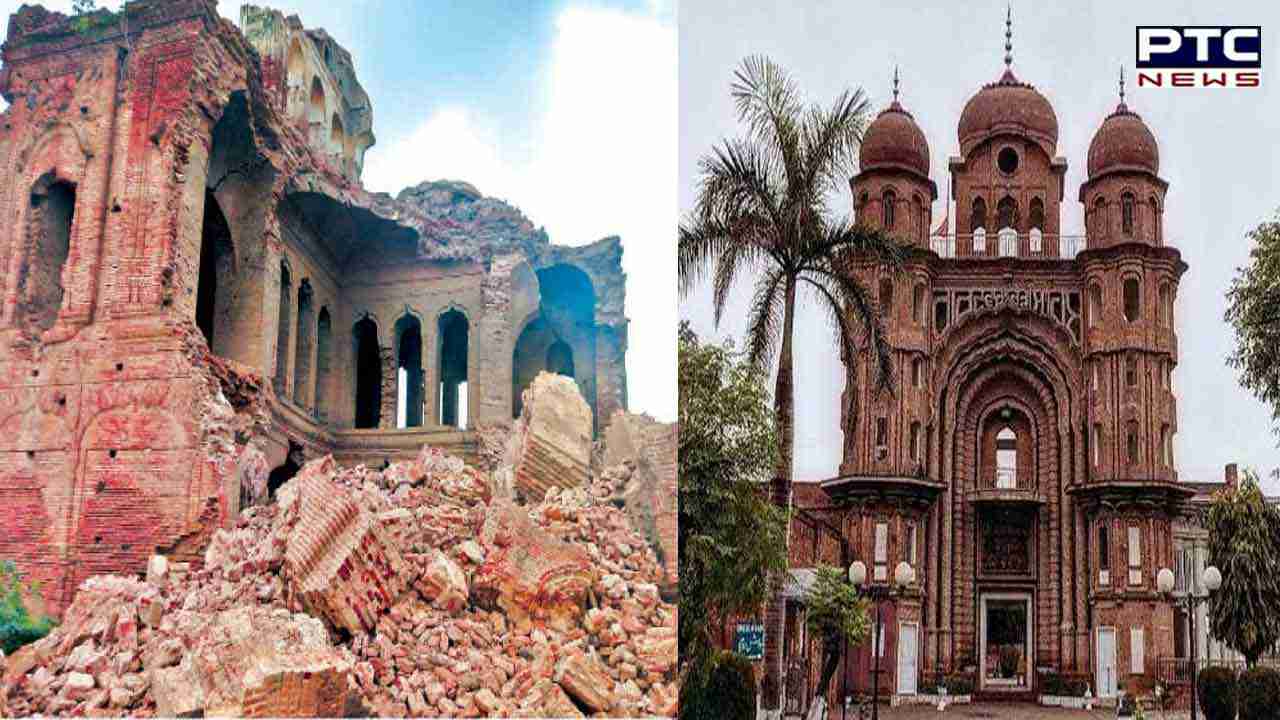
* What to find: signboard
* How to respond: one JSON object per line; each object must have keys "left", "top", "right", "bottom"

{"left": 735, "top": 623, "right": 765, "bottom": 660}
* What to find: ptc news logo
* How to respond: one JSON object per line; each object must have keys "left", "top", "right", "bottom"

{"left": 1136, "top": 26, "right": 1261, "bottom": 87}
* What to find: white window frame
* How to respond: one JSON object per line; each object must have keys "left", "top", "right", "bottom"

{"left": 874, "top": 522, "right": 888, "bottom": 581}
{"left": 1131, "top": 627, "right": 1145, "bottom": 674}
{"left": 1128, "top": 525, "right": 1143, "bottom": 586}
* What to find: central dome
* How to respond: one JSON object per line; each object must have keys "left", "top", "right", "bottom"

{"left": 860, "top": 101, "right": 930, "bottom": 178}
{"left": 957, "top": 69, "right": 1059, "bottom": 158}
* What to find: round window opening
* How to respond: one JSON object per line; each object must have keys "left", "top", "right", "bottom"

{"left": 997, "top": 147, "right": 1019, "bottom": 174}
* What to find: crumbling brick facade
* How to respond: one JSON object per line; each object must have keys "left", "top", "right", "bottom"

{"left": 0, "top": 0, "right": 627, "bottom": 614}
{"left": 778, "top": 55, "right": 1190, "bottom": 703}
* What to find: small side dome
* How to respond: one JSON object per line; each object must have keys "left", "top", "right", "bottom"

{"left": 957, "top": 69, "right": 1059, "bottom": 158}
{"left": 1086, "top": 101, "right": 1159, "bottom": 179}
{"left": 860, "top": 100, "right": 931, "bottom": 178}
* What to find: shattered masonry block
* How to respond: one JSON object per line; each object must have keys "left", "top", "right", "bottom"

{"left": 151, "top": 607, "right": 350, "bottom": 718}
{"left": 604, "top": 411, "right": 680, "bottom": 597}
{"left": 145, "top": 555, "right": 169, "bottom": 588}
{"left": 554, "top": 650, "right": 614, "bottom": 713}
{"left": 282, "top": 457, "right": 408, "bottom": 634}
{"left": 416, "top": 550, "right": 468, "bottom": 613}
{"left": 512, "top": 373, "right": 593, "bottom": 501}
{"left": 515, "top": 679, "right": 584, "bottom": 718}
{"left": 474, "top": 502, "right": 595, "bottom": 632}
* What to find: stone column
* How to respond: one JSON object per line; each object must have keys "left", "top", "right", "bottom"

{"left": 379, "top": 345, "right": 396, "bottom": 429}
{"left": 475, "top": 255, "right": 517, "bottom": 427}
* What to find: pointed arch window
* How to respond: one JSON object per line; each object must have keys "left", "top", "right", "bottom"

{"left": 911, "top": 194, "right": 924, "bottom": 243}
{"left": 353, "top": 316, "right": 381, "bottom": 429}
{"left": 1089, "top": 283, "right": 1103, "bottom": 327}
{"left": 395, "top": 314, "right": 424, "bottom": 429}
{"left": 438, "top": 309, "right": 469, "bottom": 428}
{"left": 1150, "top": 196, "right": 1161, "bottom": 244}
{"left": 315, "top": 308, "right": 332, "bottom": 420}
{"left": 294, "top": 280, "right": 314, "bottom": 408}
{"left": 1121, "top": 192, "right": 1136, "bottom": 236}
{"left": 20, "top": 174, "right": 76, "bottom": 333}
{"left": 996, "top": 195, "right": 1017, "bottom": 230}
{"left": 971, "top": 197, "right": 987, "bottom": 231}
{"left": 995, "top": 427, "right": 1017, "bottom": 489}
{"left": 274, "top": 262, "right": 292, "bottom": 395}
{"left": 882, "top": 189, "right": 896, "bottom": 229}
{"left": 1123, "top": 277, "right": 1141, "bottom": 322}
{"left": 1093, "top": 196, "right": 1107, "bottom": 239}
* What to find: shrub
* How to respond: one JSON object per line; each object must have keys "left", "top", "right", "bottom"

{"left": 0, "top": 560, "right": 55, "bottom": 655}
{"left": 1065, "top": 676, "right": 1090, "bottom": 696}
{"left": 1238, "top": 666, "right": 1280, "bottom": 720}
{"left": 1198, "top": 666, "right": 1238, "bottom": 720}
{"left": 944, "top": 672, "right": 975, "bottom": 696}
{"left": 681, "top": 651, "right": 757, "bottom": 720}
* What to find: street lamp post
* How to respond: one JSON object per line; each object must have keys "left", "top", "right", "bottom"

{"left": 1157, "top": 564, "right": 1222, "bottom": 720}
{"left": 849, "top": 560, "right": 915, "bottom": 720}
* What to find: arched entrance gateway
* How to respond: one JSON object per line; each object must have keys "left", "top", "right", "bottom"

{"left": 783, "top": 18, "right": 1193, "bottom": 712}
{"left": 934, "top": 315, "right": 1082, "bottom": 695}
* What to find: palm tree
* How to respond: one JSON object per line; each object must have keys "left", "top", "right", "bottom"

{"left": 678, "top": 56, "right": 903, "bottom": 713}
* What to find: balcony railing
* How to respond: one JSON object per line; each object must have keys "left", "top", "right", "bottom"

{"left": 929, "top": 230, "right": 1088, "bottom": 260}
{"left": 979, "top": 467, "right": 1032, "bottom": 491}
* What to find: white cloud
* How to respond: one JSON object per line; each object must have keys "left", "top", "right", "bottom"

{"left": 364, "top": 5, "right": 677, "bottom": 422}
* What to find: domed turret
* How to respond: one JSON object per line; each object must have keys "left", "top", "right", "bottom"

{"left": 850, "top": 68, "right": 936, "bottom": 246}
{"left": 1079, "top": 68, "right": 1168, "bottom": 248}
{"left": 861, "top": 100, "right": 931, "bottom": 178}
{"left": 1086, "top": 101, "right": 1159, "bottom": 180}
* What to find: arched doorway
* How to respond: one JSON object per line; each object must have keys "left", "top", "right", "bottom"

{"left": 395, "top": 315, "right": 423, "bottom": 428}
{"left": 932, "top": 315, "right": 1081, "bottom": 692}
{"left": 437, "top": 309, "right": 468, "bottom": 428}
{"left": 511, "top": 264, "right": 598, "bottom": 427}
{"left": 353, "top": 316, "right": 381, "bottom": 429}
{"left": 195, "top": 191, "right": 233, "bottom": 351}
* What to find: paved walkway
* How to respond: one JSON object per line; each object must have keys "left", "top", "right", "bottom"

{"left": 867, "top": 703, "right": 1191, "bottom": 719}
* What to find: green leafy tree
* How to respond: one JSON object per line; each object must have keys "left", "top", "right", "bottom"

{"left": 0, "top": 560, "right": 56, "bottom": 655}
{"left": 678, "top": 55, "right": 903, "bottom": 710}
{"left": 679, "top": 322, "right": 787, "bottom": 685}
{"left": 1206, "top": 469, "right": 1280, "bottom": 667}
{"left": 1227, "top": 214, "right": 1280, "bottom": 438}
{"left": 803, "top": 566, "right": 871, "bottom": 706}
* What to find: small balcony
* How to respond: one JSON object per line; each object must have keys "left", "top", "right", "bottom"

{"left": 929, "top": 230, "right": 1087, "bottom": 260}
{"left": 969, "top": 467, "right": 1046, "bottom": 505}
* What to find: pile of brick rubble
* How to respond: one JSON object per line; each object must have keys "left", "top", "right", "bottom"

{"left": 0, "top": 374, "right": 677, "bottom": 718}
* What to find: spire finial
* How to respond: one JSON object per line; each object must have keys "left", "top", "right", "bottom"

{"left": 1004, "top": 5, "right": 1013, "bottom": 68}
{"left": 1118, "top": 65, "right": 1126, "bottom": 103}
{"left": 893, "top": 65, "right": 900, "bottom": 102}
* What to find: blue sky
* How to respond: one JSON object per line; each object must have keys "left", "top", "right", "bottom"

{"left": 0, "top": 0, "right": 676, "bottom": 422}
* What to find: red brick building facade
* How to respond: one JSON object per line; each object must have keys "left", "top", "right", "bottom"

{"left": 0, "top": 1, "right": 627, "bottom": 615}
{"left": 777, "top": 53, "right": 1190, "bottom": 704}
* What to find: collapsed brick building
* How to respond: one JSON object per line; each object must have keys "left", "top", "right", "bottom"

{"left": 762, "top": 29, "right": 1193, "bottom": 710}
{"left": 0, "top": 0, "right": 628, "bottom": 615}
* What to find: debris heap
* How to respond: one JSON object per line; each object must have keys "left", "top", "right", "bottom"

{"left": 0, "top": 377, "right": 678, "bottom": 718}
